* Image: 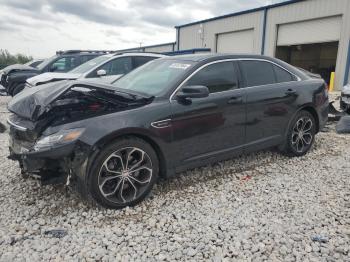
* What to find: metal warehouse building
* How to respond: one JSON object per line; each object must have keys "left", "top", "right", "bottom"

{"left": 174, "top": 0, "right": 350, "bottom": 90}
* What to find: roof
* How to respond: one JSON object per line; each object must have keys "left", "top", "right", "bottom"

{"left": 114, "top": 52, "right": 166, "bottom": 57}
{"left": 175, "top": 0, "right": 305, "bottom": 29}
{"left": 164, "top": 53, "right": 275, "bottom": 62}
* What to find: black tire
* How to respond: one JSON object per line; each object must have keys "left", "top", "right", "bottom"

{"left": 87, "top": 137, "right": 159, "bottom": 209}
{"left": 281, "top": 110, "right": 316, "bottom": 157}
{"left": 12, "top": 83, "right": 25, "bottom": 96}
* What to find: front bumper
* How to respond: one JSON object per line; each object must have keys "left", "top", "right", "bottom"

{"left": 9, "top": 134, "right": 76, "bottom": 172}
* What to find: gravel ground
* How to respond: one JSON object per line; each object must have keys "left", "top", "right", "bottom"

{"left": 0, "top": 95, "right": 350, "bottom": 261}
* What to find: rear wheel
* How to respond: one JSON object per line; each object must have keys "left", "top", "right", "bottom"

{"left": 281, "top": 110, "right": 316, "bottom": 157}
{"left": 87, "top": 137, "right": 159, "bottom": 209}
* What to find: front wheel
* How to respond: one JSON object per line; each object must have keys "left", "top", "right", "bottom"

{"left": 281, "top": 110, "right": 316, "bottom": 157}
{"left": 87, "top": 137, "right": 159, "bottom": 209}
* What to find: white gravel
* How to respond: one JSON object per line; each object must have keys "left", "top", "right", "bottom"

{"left": 0, "top": 95, "right": 350, "bottom": 261}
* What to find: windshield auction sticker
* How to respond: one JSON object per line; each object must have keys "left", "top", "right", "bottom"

{"left": 169, "top": 63, "right": 191, "bottom": 70}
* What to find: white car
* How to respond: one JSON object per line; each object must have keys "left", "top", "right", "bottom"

{"left": 26, "top": 52, "right": 165, "bottom": 87}
{"left": 340, "top": 83, "right": 350, "bottom": 112}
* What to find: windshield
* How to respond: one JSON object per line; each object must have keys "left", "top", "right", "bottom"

{"left": 36, "top": 55, "right": 58, "bottom": 71}
{"left": 70, "top": 55, "right": 111, "bottom": 74}
{"left": 112, "top": 59, "right": 195, "bottom": 96}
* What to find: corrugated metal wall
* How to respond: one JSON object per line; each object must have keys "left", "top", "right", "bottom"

{"left": 144, "top": 44, "right": 175, "bottom": 53}
{"left": 177, "top": 0, "right": 350, "bottom": 90}
{"left": 178, "top": 11, "right": 263, "bottom": 54}
{"left": 264, "top": 0, "right": 350, "bottom": 90}
{"left": 277, "top": 16, "right": 342, "bottom": 46}
{"left": 116, "top": 43, "right": 175, "bottom": 53}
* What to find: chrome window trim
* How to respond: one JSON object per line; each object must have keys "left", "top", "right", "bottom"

{"left": 7, "top": 118, "right": 27, "bottom": 131}
{"left": 169, "top": 58, "right": 301, "bottom": 101}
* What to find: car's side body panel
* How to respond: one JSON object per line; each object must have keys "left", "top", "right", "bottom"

{"left": 7, "top": 54, "right": 329, "bottom": 188}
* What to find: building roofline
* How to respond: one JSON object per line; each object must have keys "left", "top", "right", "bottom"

{"left": 175, "top": 0, "right": 305, "bottom": 29}
{"left": 117, "top": 42, "right": 176, "bottom": 52}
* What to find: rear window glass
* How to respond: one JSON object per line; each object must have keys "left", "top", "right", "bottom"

{"left": 273, "top": 65, "right": 295, "bottom": 82}
{"left": 240, "top": 61, "right": 275, "bottom": 87}
{"left": 240, "top": 60, "right": 296, "bottom": 87}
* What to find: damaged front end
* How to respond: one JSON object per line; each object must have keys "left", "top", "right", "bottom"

{"left": 8, "top": 116, "right": 87, "bottom": 185}
{"left": 7, "top": 80, "right": 152, "bottom": 186}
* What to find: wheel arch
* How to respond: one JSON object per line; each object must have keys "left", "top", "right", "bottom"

{"left": 89, "top": 130, "right": 168, "bottom": 179}
{"left": 284, "top": 104, "right": 320, "bottom": 138}
{"left": 298, "top": 105, "right": 320, "bottom": 133}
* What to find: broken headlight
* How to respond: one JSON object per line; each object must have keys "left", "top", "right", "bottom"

{"left": 34, "top": 128, "right": 85, "bottom": 151}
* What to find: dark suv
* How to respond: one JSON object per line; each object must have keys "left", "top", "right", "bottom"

{"left": 0, "top": 50, "right": 107, "bottom": 96}
{"left": 7, "top": 54, "right": 329, "bottom": 209}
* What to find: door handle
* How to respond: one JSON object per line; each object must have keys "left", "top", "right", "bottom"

{"left": 227, "top": 96, "right": 243, "bottom": 104}
{"left": 285, "top": 89, "right": 297, "bottom": 95}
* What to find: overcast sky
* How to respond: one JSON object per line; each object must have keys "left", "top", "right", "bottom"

{"left": 0, "top": 0, "right": 285, "bottom": 58}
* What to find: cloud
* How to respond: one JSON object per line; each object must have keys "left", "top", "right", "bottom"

{"left": 47, "top": 0, "right": 135, "bottom": 26}
{"left": 0, "top": 0, "right": 44, "bottom": 11}
{"left": 0, "top": 0, "right": 286, "bottom": 57}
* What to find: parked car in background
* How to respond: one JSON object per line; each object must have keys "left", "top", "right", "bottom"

{"left": 7, "top": 54, "right": 329, "bottom": 209}
{"left": 1, "top": 50, "right": 108, "bottom": 96}
{"left": 26, "top": 53, "right": 165, "bottom": 88}
{"left": 24, "top": 59, "right": 44, "bottom": 68}
{"left": 340, "top": 83, "right": 350, "bottom": 113}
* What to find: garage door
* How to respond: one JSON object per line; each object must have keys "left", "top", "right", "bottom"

{"left": 277, "top": 16, "right": 342, "bottom": 46}
{"left": 217, "top": 29, "right": 254, "bottom": 53}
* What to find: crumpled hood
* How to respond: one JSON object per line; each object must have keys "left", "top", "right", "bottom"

{"left": 27, "top": 72, "right": 81, "bottom": 86}
{"left": 2, "top": 63, "right": 38, "bottom": 75}
{"left": 8, "top": 80, "right": 75, "bottom": 121}
{"left": 7, "top": 80, "right": 146, "bottom": 122}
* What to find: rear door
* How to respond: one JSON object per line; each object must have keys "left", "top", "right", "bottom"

{"left": 238, "top": 60, "right": 299, "bottom": 150}
{"left": 170, "top": 60, "right": 246, "bottom": 168}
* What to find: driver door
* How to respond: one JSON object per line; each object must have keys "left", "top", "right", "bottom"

{"left": 170, "top": 61, "right": 246, "bottom": 169}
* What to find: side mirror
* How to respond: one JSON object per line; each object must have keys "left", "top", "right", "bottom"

{"left": 176, "top": 85, "right": 209, "bottom": 100}
{"left": 97, "top": 69, "right": 107, "bottom": 77}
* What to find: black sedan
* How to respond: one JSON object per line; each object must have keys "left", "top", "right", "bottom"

{"left": 7, "top": 54, "right": 329, "bottom": 209}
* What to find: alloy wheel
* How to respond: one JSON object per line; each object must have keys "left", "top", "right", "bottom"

{"left": 291, "top": 117, "right": 313, "bottom": 153}
{"left": 98, "top": 147, "right": 153, "bottom": 204}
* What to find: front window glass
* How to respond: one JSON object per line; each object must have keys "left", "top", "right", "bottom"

{"left": 100, "top": 57, "right": 132, "bottom": 75}
{"left": 36, "top": 55, "right": 58, "bottom": 71}
{"left": 112, "top": 59, "right": 195, "bottom": 96}
{"left": 185, "top": 61, "right": 238, "bottom": 93}
{"left": 50, "top": 57, "right": 77, "bottom": 72}
{"left": 70, "top": 55, "right": 111, "bottom": 74}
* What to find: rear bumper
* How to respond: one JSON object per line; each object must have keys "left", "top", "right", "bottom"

{"left": 318, "top": 100, "right": 329, "bottom": 131}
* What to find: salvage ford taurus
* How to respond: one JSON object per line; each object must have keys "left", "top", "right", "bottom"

{"left": 7, "top": 54, "right": 329, "bottom": 209}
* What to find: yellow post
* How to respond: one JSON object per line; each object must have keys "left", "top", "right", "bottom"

{"left": 329, "top": 72, "right": 335, "bottom": 92}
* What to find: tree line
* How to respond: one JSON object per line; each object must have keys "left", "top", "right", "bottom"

{"left": 0, "top": 49, "right": 33, "bottom": 70}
